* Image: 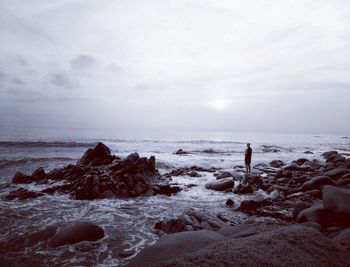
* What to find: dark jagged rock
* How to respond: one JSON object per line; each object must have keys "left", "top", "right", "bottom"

{"left": 5, "top": 188, "right": 44, "bottom": 200}
{"left": 47, "top": 164, "right": 85, "bottom": 180}
{"left": 7, "top": 143, "right": 177, "bottom": 200}
{"left": 154, "top": 184, "right": 182, "bottom": 195}
{"left": 50, "top": 221, "right": 104, "bottom": 247}
{"left": 226, "top": 198, "right": 235, "bottom": 207}
{"left": 233, "top": 183, "right": 254, "bottom": 194}
{"left": 78, "top": 142, "right": 117, "bottom": 166}
{"left": 174, "top": 149, "right": 189, "bottom": 155}
{"left": 31, "top": 167, "right": 46, "bottom": 181}
{"left": 163, "top": 166, "right": 218, "bottom": 178}
{"left": 11, "top": 171, "right": 34, "bottom": 184}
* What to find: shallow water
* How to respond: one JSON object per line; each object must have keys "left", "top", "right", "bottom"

{"left": 0, "top": 128, "right": 349, "bottom": 266}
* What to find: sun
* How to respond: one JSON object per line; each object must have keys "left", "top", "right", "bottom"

{"left": 208, "top": 100, "right": 229, "bottom": 111}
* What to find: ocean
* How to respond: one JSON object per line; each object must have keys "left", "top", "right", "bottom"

{"left": 0, "top": 126, "right": 349, "bottom": 266}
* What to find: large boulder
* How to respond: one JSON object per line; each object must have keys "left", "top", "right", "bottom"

{"left": 332, "top": 228, "right": 350, "bottom": 251}
{"left": 205, "top": 178, "right": 234, "bottom": 191}
{"left": 127, "top": 230, "right": 224, "bottom": 267}
{"left": 50, "top": 221, "right": 104, "bottom": 247}
{"left": 77, "top": 142, "right": 116, "bottom": 166}
{"left": 301, "top": 176, "right": 335, "bottom": 191}
{"left": 152, "top": 226, "right": 350, "bottom": 267}
{"left": 296, "top": 203, "right": 334, "bottom": 225}
{"left": 322, "top": 186, "right": 350, "bottom": 215}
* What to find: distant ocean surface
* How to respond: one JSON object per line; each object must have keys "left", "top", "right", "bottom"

{"left": 0, "top": 126, "right": 349, "bottom": 266}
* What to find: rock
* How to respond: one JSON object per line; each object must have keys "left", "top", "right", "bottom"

{"left": 77, "top": 142, "right": 116, "bottom": 166}
{"left": 295, "top": 158, "right": 309, "bottom": 165}
{"left": 322, "top": 185, "right": 350, "bottom": 215}
{"left": 322, "top": 151, "right": 338, "bottom": 159}
{"left": 154, "top": 210, "right": 225, "bottom": 234}
{"left": 215, "top": 171, "right": 233, "bottom": 179}
{"left": 326, "top": 153, "right": 346, "bottom": 164}
{"left": 205, "top": 178, "right": 234, "bottom": 191}
{"left": 155, "top": 218, "right": 187, "bottom": 234}
{"left": 218, "top": 221, "right": 288, "bottom": 239}
{"left": 188, "top": 171, "right": 201, "bottom": 177}
{"left": 292, "top": 202, "right": 312, "bottom": 219}
{"left": 269, "top": 160, "right": 285, "bottom": 168}
{"left": 242, "top": 175, "right": 263, "bottom": 189}
{"left": 127, "top": 230, "right": 224, "bottom": 267}
{"left": 304, "top": 189, "right": 322, "bottom": 199}
{"left": 174, "top": 149, "right": 189, "bottom": 155}
{"left": 336, "top": 179, "right": 350, "bottom": 187}
{"left": 332, "top": 228, "right": 350, "bottom": 251}
{"left": 233, "top": 183, "right": 253, "bottom": 194}
{"left": 31, "top": 167, "right": 46, "bottom": 181}
{"left": 301, "top": 222, "right": 322, "bottom": 231}
{"left": 50, "top": 221, "right": 104, "bottom": 247}
{"left": 155, "top": 184, "right": 182, "bottom": 195}
{"left": 284, "top": 163, "right": 300, "bottom": 171}
{"left": 296, "top": 203, "right": 334, "bottom": 225}
{"left": 323, "top": 168, "right": 348, "bottom": 179}
{"left": 226, "top": 198, "right": 234, "bottom": 207}
{"left": 11, "top": 171, "right": 34, "bottom": 184}
{"left": 152, "top": 226, "right": 350, "bottom": 267}
{"left": 304, "top": 150, "right": 313, "bottom": 154}
{"left": 5, "top": 188, "right": 44, "bottom": 200}
{"left": 262, "top": 145, "right": 281, "bottom": 153}
{"left": 301, "top": 176, "right": 335, "bottom": 191}
{"left": 302, "top": 160, "right": 321, "bottom": 171}
{"left": 238, "top": 198, "right": 272, "bottom": 212}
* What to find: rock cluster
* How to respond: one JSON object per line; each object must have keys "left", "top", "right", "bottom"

{"left": 233, "top": 150, "right": 350, "bottom": 230}
{"left": 5, "top": 142, "right": 181, "bottom": 200}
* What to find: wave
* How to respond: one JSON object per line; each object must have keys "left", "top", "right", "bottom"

{"left": 0, "top": 157, "right": 76, "bottom": 169}
{"left": 0, "top": 141, "right": 98, "bottom": 148}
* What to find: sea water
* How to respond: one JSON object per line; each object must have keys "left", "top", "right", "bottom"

{"left": 0, "top": 126, "right": 349, "bottom": 266}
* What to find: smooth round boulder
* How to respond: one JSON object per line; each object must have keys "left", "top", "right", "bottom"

{"left": 322, "top": 185, "right": 350, "bottom": 215}
{"left": 50, "top": 221, "right": 104, "bottom": 247}
{"left": 127, "top": 230, "right": 224, "bottom": 267}
{"left": 205, "top": 178, "right": 234, "bottom": 191}
{"left": 296, "top": 203, "right": 334, "bottom": 225}
{"left": 301, "top": 176, "right": 335, "bottom": 191}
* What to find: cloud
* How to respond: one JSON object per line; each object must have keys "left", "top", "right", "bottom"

{"left": 71, "top": 55, "right": 96, "bottom": 70}
{"left": 107, "top": 63, "right": 123, "bottom": 73}
{"left": 49, "top": 72, "right": 77, "bottom": 88}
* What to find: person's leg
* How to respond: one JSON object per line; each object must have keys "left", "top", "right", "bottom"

{"left": 245, "top": 163, "right": 249, "bottom": 174}
{"left": 248, "top": 164, "right": 251, "bottom": 174}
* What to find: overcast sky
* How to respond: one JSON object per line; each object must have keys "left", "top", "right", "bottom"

{"left": 0, "top": 0, "right": 349, "bottom": 135}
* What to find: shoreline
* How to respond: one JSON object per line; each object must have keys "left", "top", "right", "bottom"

{"left": 1, "top": 142, "right": 350, "bottom": 266}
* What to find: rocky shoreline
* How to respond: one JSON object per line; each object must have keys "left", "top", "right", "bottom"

{"left": 2, "top": 142, "right": 350, "bottom": 266}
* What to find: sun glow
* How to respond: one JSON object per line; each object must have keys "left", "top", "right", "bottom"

{"left": 209, "top": 100, "right": 229, "bottom": 111}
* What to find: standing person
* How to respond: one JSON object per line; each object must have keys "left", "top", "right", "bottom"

{"left": 245, "top": 143, "right": 252, "bottom": 174}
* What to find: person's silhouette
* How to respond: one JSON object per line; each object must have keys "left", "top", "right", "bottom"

{"left": 245, "top": 143, "right": 252, "bottom": 174}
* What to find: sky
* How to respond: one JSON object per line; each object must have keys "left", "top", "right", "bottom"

{"left": 0, "top": 0, "right": 349, "bottom": 135}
